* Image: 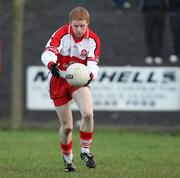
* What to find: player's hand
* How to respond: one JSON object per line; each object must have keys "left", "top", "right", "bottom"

{"left": 84, "top": 72, "right": 93, "bottom": 87}
{"left": 50, "top": 63, "right": 73, "bottom": 79}
{"left": 50, "top": 63, "right": 60, "bottom": 77}
{"left": 50, "top": 63, "right": 61, "bottom": 78}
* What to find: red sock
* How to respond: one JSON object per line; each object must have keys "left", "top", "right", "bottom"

{"left": 80, "top": 131, "right": 93, "bottom": 150}
{"left": 60, "top": 141, "right": 72, "bottom": 155}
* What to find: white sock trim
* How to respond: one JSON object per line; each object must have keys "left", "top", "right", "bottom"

{"left": 81, "top": 147, "right": 90, "bottom": 154}
{"left": 64, "top": 153, "right": 73, "bottom": 163}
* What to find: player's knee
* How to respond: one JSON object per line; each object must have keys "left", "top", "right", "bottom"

{"left": 63, "top": 126, "right": 73, "bottom": 136}
{"left": 82, "top": 110, "right": 93, "bottom": 121}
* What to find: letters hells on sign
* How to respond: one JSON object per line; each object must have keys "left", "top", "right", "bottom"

{"left": 98, "top": 70, "right": 176, "bottom": 83}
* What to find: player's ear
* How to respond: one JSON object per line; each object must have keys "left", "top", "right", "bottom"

{"left": 85, "top": 22, "right": 89, "bottom": 28}
{"left": 86, "top": 20, "right": 89, "bottom": 25}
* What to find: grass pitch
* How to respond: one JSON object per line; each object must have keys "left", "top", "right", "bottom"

{"left": 0, "top": 128, "right": 180, "bottom": 178}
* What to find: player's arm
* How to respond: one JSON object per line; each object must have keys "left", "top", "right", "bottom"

{"left": 41, "top": 45, "right": 59, "bottom": 76}
{"left": 41, "top": 45, "right": 72, "bottom": 79}
{"left": 87, "top": 36, "right": 101, "bottom": 80}
{"left": 41, "top": 31, "right": 63, "bottom": 78}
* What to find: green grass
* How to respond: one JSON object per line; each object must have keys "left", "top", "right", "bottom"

{"left": 0, "top": 128, "right": 180, "bottom": 178}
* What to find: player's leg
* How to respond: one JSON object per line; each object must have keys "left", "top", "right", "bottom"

{"left": 72, "top": 87, "right": 94, "bottom": 132}
{"left": 56, "top": 103, "right": 76, "bottom": 172}
{"left": 72, "top": 87, "right": 96, "bottom": 168}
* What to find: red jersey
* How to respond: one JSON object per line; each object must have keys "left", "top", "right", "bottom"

{"left": 41, "top": 23, "right": 100, "bottom": 79}
{"left": 41, "top": 24, "right": 101, "bottom": 106}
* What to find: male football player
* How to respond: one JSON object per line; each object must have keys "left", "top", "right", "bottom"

{"left": 41, "top": 6, "right": 101, "bottom": 172}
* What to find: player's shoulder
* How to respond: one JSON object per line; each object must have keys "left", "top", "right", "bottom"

{"left": 88, "top": 28, "right": 100, "bottom": 41}
{"left": 53, "top": 23, "right": 69, "bottom": 38}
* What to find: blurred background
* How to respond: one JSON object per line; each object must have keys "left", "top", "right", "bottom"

{"left": 0, "top": 0, "right": 180, "bottom": 130}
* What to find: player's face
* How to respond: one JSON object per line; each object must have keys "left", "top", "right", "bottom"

{"left": 71, "top": 20, "right": 88, "bottom": 38}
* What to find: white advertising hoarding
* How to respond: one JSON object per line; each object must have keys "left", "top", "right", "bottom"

{"left": 27, "top": 66, "right": 180, "bottom": 111}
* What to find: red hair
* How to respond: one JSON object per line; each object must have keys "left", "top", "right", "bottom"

{"left": 69, "top": 7, "right": 89, "bottom": 23}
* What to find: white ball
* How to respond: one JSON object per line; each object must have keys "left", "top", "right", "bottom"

{"left": 66, "top": 63, "right": 90, "bottom": 87}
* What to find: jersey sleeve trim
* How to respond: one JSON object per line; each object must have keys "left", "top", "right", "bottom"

{"left": 47, "top": 61, "right": 56, "bottom": 70}
{"left": 44, "top": 46, "right": 59, "bottom": 56}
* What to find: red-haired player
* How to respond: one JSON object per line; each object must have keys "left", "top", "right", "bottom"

{"left": 41, "top": 6, "right": 101, "bottom": 172}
